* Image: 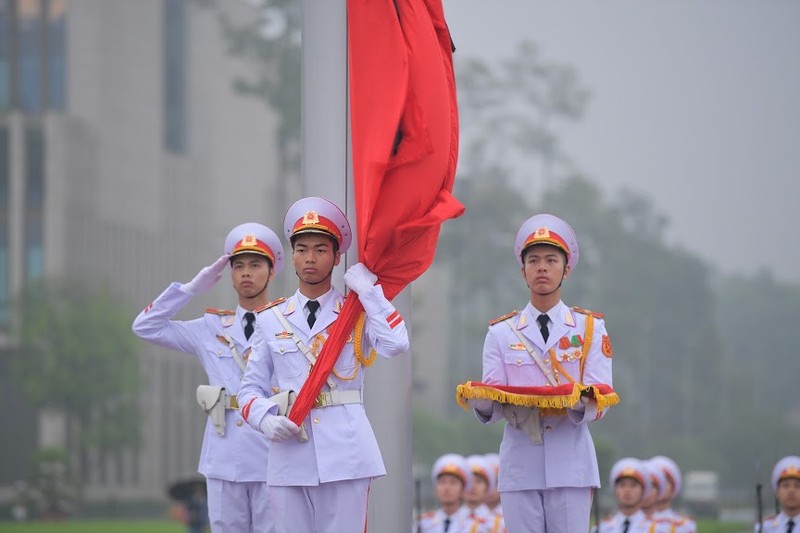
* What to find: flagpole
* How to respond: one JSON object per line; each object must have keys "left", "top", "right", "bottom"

{"left": 300, "top": 2, "right": 413, "bottom": 531}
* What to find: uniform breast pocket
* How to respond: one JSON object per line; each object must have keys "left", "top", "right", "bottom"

{"left": 267, "top": 340, "right": 304, "bottom": 379}
{"left": 503, "top": 350, "right": 536, "bottom": 369}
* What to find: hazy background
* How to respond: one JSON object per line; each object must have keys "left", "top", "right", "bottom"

{"left": 444, "top": 0, "right": 800, "bottom": 283}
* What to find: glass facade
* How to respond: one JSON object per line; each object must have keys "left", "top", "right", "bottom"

{"left": 0, "top": 126, "right": 7, "bottom": 325}
{"left": 164, "top": 0, "right": 187, "bottom": 153}
{"left": 24, "top": 123, "right": 43, "bottom": 280}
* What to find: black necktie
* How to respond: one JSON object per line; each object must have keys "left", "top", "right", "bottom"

{"left": 306, "top": 300, "right": 320, "bottom": 328}
{"left": 443, "top": 517, "right": 451, "bottom": 532}
{"left": 244, "top": 312, "right": 255, "bottom": 340}
{"left": 788, "top": 519, "right": 795, "bottom": 533}
{"left": 537, "top": 314, "right": 550, "bottom": 342}
{"left": 622, "top": 518, "right": 630, "bottom": 533}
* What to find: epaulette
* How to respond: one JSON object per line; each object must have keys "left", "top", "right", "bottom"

{"left": 254, "top": 297, "right": 286, "bottom": 314}
{"left": 205, "top": 308, "right": 235, "bottom": 316}
{"left": 571, "top": 306, "right": 605, "bottom": 319}
{"left": 489, "top": 310, "right": 519, "bottom": 325}
{"left": 421, "top": 511, "right": 435, "bottom": 519}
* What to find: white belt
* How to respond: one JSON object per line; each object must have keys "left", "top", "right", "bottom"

{"left": 313, "top": 389, "right": 363, "bottom": 409}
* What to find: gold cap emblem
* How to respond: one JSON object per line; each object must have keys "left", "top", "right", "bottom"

{"left": 241, "top": 233, "right": 257, "bottom": 246}
{"left": 535, "top": 227, "right": 550, "bottom": 238}
{"left": 302, "top": 210, "right": 320, "bottom": 224}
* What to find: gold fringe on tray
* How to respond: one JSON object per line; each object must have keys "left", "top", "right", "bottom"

{"left": 455, "top": 381, "right": 619, "bottom": 415}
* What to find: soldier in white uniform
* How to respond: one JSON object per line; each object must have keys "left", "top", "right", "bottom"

{"left": 418, "top": 454, "right": 480, "bottom": 533}
{"left": 757, "top": 456, "right": 800, "bottom": 533}
{"left": 237, "top": 197, "right": 410, "bottom": 533}
{"left": 595, "top": 458, "right": 650, "bottom": 533}
{"left": 648, "top": 456, "right": 696, "bottom": 533}
{"left": 470, "top": 213, "right": 615, "bottom": 533}
{"left": 132, "top": 223, "right": 283, "bottom": 533}
{"left": 482, "top": 453, "right": 506, "bottom": 533}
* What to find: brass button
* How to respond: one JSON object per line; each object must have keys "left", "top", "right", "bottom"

{"left": 516, "top": 358, "right": 522, "bottom": 366}
{"left": 236, "top": 420, "right": 243, "bottom": 427}
{"left": 313, "top": 417, "right": 319, "bottom": 424}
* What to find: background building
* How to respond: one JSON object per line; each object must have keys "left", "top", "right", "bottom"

{"left": 0, "top": 0, "right": 295, "bottom": 503}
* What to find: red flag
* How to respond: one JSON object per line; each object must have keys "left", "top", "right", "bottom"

{"left": 289, "top": 0, "right": 463, "bottom": 425}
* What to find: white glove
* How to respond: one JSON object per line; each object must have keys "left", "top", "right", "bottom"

{"left": 344, "top": 263, "right": 378, "bottom": 295}
{"left": 184, "top": 254, "right": 229, "bottom": 295}
{"left": 259, "top": 415, "right": 301, "bottom": 442}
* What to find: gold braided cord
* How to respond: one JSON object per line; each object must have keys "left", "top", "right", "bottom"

{"left": 579, "top": 314, "right": 594, "bottom": 381}
{"left": 353, "top": 311, "right": 377, "bottom": 367}
{"left": 310, "top": 333, "right": 360, "bottom": 381}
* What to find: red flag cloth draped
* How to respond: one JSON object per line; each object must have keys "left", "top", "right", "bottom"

{"left": 289, "top": 0, "right": 464, "bottom": 425}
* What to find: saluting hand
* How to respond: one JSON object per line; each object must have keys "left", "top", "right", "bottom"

{"left": 184, "top": 254, "right": 229, "bottom": 295}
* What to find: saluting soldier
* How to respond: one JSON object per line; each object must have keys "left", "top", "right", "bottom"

{"left": 132, "top": 223, "right": 284, "bottom": 532}
{"left": 758, "top": 456, "right": 800, "bottom": 533}
{"left": 469, "top": 213, "right": 615, "bottom": 533}
{"left": 237, "top": 197, "right": 410, "bottom": 533}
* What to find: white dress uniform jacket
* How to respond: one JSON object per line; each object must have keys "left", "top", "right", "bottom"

{"left": 418, "top": 505, "right": 484, "bottom": 533}
{"left": 132, "top": 282, "right": 270, "bottom": 481}
{"left": 758, "top": 513, "right": 799, "bottom": 533}
{"left": 238, "top": 284, "right": 409, "bottom": 486}
{"left": 595, "top": 510, "right": 649, "bottom": 533}
{"left": 477, "top": 300, "right": 613, "bottom": 491}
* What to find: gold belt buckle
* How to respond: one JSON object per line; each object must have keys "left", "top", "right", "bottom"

{"left": 228, "top": 394, "right": 239, "bottom": 409}
{"left": 314, "top": 392, "right": 330, "bottom": 408}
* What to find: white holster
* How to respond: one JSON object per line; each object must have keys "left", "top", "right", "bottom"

{"left": 268, "top": 390, "right": 309, "bottom": 443}
{"left": 196, "top": 385, "right": 227, "bottom": 437}
{"left": 502, "top": 404, "right": 543, "bottom": 445}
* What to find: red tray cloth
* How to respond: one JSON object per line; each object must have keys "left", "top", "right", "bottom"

{"left": 456, "top": 381, "right": 619, "bottom": 417}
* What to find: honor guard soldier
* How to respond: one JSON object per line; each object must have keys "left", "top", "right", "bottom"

{"left": 469, "top": 213, "right": 615, "bottom": 533}
{"left": 648, "top": 456, "right": 696, "bottom": 533}
{"left": 132, "top": 223, "right": 284, "bottom": 532}
{"left": 482, "top": 453, "right": 506, "bottom": 533}
{"left": 758, "top": 456, "right": 800, "bottom": 533}
{"left": 237, "top": 197, "right": 410, "bottom": 533}
{"left": 595, "top": 458, "right": 650, "bottom": 533}
{"left": 418, "top": 454, "right": 480, "bottom": 533}
{"left": 464, "top": 455, "right": 494, "bottom": 525}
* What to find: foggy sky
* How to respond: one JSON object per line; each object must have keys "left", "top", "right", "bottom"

{"left": 443, "top": 0, "right": 800, "bottom": 283}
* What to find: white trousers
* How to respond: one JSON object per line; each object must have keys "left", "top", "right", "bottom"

{"left": 269, "top": 478, "right": 371, "bottom": 533}
{"left": 206, "top": 477, "right": 275, "bottom": 533}
{"left": 501, "top": 486, "right": 592, "bottom": 533}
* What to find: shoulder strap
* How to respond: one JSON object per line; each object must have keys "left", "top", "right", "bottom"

{"left": 271, "top": 306, "right": 336, "bottom": 388}
{"left": 505, "top": 320, "right": 559, "bottom": 387}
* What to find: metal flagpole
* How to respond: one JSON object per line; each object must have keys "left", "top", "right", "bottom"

{"left": 300, "top": 2, "right": 413, "bottom": 531}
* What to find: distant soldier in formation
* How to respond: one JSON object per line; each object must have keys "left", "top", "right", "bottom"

{"left": 418, "top": 454, "right": 481, "bottom": 533}
{"left": 758, "top": 456, "right": 800, "bottom": 533}
{"left": 646, "top": 456, "right": 696, "bottom": 533}
{"left": 482, "top": 453, "right": 506, "bottom": 533}
{"left": 133, "top": 222, "right": 283, "bottom": 533}
{"left": 595, "top": 458, "right": 650, "bottom": 533}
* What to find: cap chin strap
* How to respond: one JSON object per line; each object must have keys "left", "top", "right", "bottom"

{"left": 241, "top": 279, "right": 269, "bottom": 301}
{"left": 528, "top": 269, "right": 566, "bottom": 297}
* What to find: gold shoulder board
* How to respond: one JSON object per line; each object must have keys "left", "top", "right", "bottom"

{"left": 205, "top": 308, "right": 235, "bottom": 316}
{"left": 254, "top": 297, "right": 286, "bottom": 314}
{"left": 571, "top": 306, "right": 605, "bottom": 319}
{"left": 489, "top": 310, "right": 519, "bottom": 325}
